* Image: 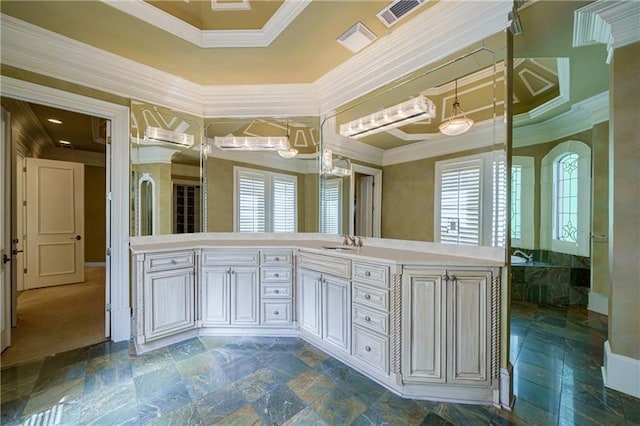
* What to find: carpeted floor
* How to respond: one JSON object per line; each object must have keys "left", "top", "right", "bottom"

{"left": 0, "top": 267, "right": 107, "bottom": 367}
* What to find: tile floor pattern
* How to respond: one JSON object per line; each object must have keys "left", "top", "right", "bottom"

{"left": 2, "top": 302, "right": 639, "bottom": 425}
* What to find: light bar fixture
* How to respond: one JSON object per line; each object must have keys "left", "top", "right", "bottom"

{"left": 213, "top": 136, "right": 290, "bottom": 151}
{"left": 339, "top": 95, "right": 436, "bottom": 139}
{"left": 144, "top": 126, "right": 194, "bottom": 146}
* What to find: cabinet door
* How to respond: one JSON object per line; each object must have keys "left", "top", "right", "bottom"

{"left": 201, "top": 267, "right": 230, "bottom": 326}
{"left": 144, "top": 268, "right": 195, "bottom": 341}
{"left": 447, "top": 270, "right": 491, "bottom": 385}
{"left": 322, "top": 275, "right": 351, "bottom": 352}
{"left": 298, "top": 268, "right": 321, "bottom": 337}
{"left": 230, "top": 267, "right": 259, "bottom": 325}
{"left": 401, "top": 270, "right": 446, "bottom": 384}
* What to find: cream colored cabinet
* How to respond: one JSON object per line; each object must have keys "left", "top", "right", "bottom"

{"left": 230, "top": 267, "right": 259, "bottom": 325}
{"left": 298, "top": 266, "right": 351, "bottom": 353}
{"left": 401, "top": 269, "right": 446, "bottom": 384}
{"left": 141, "top": 251, "right": 197, "bottom": 342}
{"left": 401, "top": 268, "right": 492, "bottom": 386}
{"left": 260, "top": 250, "right": 294, "bottom": 327}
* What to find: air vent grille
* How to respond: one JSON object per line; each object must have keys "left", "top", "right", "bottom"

{"left": 337, "top": 22, "right": 377, "bottom": 53}
{"left": 377, "top": 0, "right": 427, "bottom": 27}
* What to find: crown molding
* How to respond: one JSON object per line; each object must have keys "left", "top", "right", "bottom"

{"left": 514, "top": 91, "right": 609, "bottom": 147}
{"left": 573, "top": 0, "right": 640, "bottom": 64}
{"left": 382, "top": 120, "right": 506, "bottom": 166}
{"left": 101, "top": 0, "right": 311, "bottom": 48}
{"left": 315, "top": 0, "right": 511, "bottom": 113}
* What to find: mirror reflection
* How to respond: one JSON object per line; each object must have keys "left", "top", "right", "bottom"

{"left": 320, "top": 33, "right": 507, "bottom": 247}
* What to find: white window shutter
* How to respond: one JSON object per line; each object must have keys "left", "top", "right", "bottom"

{"left": 439, "top": 164, "right": 481, "bottom": 245}
{"left": 272, "top": 175, "right": 297, "bottom": 232}
{"left": 321, "top": 178, "right": 342, "bottom": 234}
{"left": 492, "top": 154, "right": 507, "bottom": 247}
{"left": 237, "top": 171, "right": 266, "bottom": 232}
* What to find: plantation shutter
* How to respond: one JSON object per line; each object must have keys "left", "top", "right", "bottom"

{"left": 272, "top": 175, "right": 297, "bottom": 232}
{"left": 237, "top": 171, "right": 266, "bottom": 232}
{"left": 439, "top": 164, "right": 481, "bottom": 245}
{"left": 321, "top": 178, "right": 342, "bottom": 234}
{"left": 492, "top": 154, "right": 507, "bottom": 247}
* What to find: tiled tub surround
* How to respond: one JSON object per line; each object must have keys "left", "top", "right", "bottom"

{"left": 130, "top": 233, "right": 507, "bottom": 407}
{"left": 511, "top": 248, "right": 590, "bottom": 307}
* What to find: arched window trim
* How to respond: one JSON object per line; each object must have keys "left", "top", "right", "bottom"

{"left": 512, "top": 156, "right": 535, "bottom": 249}
{"left": 541, "top": 140, "right": 591, "bottom": 256}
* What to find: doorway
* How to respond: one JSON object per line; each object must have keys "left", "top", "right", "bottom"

{"left": 349, "top": 164, "right": 382, "bottom": 237}
{"left": 0, "top": 76, "right": 131, "bottom": 362}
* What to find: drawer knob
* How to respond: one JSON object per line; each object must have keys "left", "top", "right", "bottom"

{"left": 364, "top": 294, "right": 371, "bottom": 300}
{"left": 171, "top": 259, "right": 177, "bottom": 264}
{"left": 275, "top": 257, "right": 280, "bottom": 261}
{"left": 274, "top": 289, "right": 280, "bottom": 294}
{"left": 364, "top": 271, "right": 371, "bottom": 277}
{"left": 365, "top": 316, "right": 371, "bottom": 322}
{"left": 274, "top": 273, "right": 280, "bottom": 277}
{"left": 274, "top": 311, "right": 279, "bottom": 315}
{"left": 365, "top": 346, "right": 371, "bottom": 352}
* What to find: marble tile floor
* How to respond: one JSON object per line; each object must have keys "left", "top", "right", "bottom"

{"left": 2, "top": 302, "right": 639, "bottom": 425}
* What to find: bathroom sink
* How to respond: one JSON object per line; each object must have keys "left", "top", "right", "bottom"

{"left": 321, "top": 245, "right": 357, "bottom": 251}
{"left": 511, "top": 255, "right": 528, "bottom": 265}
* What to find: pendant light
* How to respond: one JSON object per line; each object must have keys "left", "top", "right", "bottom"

{"left": 438, "top": 79, "right": 474, "bottom": 136}
{"left": 277, "top": 120, "right": 298, "bottom": 159}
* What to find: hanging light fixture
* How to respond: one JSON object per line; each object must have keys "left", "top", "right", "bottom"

{"left": 277, "top": 121, "right": 298, "bottom": 159}
{"left": 438, "top": 79, "right": 474, "bottom": 136}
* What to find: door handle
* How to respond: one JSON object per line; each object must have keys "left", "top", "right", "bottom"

{"left": 71, "top": 235, "right": 82, "bottom": 240}
{"left": 3, "top": 254, "right": 11, "bottom": 264}
{"left": 12, "top": 249, "right": 23, "bottom": 255}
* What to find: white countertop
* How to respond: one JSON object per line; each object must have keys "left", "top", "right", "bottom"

{"left": 130, "top": 233, "right": 505, "bottom": 267}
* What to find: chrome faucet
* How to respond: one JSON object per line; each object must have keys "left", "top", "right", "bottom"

{"left": 513, "top": 249, "right": 533, "bottom": 263}
{"left": 341, "top": 235, "right": 362, "bottom": 247}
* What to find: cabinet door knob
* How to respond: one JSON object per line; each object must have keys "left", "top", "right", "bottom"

{"left": 364, "top": 294, "right": 371, "bottom": 300}
{"left": 274, "top": 273, "right": 280, "bottom": 277}
{"left": 365, "top": 346, "right": 371, "bottom": 352}
{"left": 274, "top": 257, "right": 280, "bottom": 261}
{"left": 274, "top": 289, "right": 280, "bottom": 294}
{"left": 274, "top": 311, "right": 279, "bottom": 315}
{"left": 364, "top": 316, "right": 371, "bottom": 322}
{"left": 364, "top": 271, "right": 371, "bottom": 277}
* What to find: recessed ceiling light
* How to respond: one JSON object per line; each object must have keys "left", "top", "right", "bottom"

{"left": 59, "top": 140, "right": 72, "bottom": 145}
{"left": 48, "top": 118, "right": 63, "bottom": 124}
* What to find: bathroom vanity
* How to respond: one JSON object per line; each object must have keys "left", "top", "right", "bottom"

{"left": 130, "top": 233, "right": 504, "bottom": 406}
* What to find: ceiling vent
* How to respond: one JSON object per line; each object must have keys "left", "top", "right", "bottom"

{"left": 337, "top": 22, "right": 377, "bottom": 53}
{"left": 377, "top": 0, "right": 428, "bottom": 28}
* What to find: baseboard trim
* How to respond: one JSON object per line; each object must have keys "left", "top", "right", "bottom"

{"left": 588, "top": 291, "right": 608, "bottom": 315}
{"left": 111, "top": 308, "right": 131, "bottom": 343}
{"left": 85, "top": 262, "right": 106, "bottom": 267}
{"left": 499, "top": 364, "right": 515, "bottom": 411}
{"left": 602, "top": 340, "right": 640, "bottom": 398}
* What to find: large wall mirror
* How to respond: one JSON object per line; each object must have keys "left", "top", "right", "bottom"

{"left": 319, "top": 32, "right": 508, "bottom": 247}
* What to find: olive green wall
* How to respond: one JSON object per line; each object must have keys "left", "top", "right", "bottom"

{"left": 84, "top": 165, "right": 106, "bottom": 262}
{"left": 381, "top": 147, "right": 496, "bottom": 241}
{"left": 591, "top": 122, "right": 610, "bottom": 296}
{"left": 206, "top": 157, "right": 317, "bottom": 233}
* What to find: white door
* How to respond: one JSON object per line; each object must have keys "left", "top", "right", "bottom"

{"left": 201, "top": 266, "right": 230, "bottom": 325}
{"left": 26, "top": 158, "right": 84, "bottom": 288}
{"left": 104, "top": 123, "right": 111, "bottom": 338}
{"left": 230, "top": 266, "right": 259, "bottom": 325}
{"left": 322, "top": 275, "right": 351, "bottom": 352}
{"left": 356, "top": 175, "right": 374, "bottom": 237}
{"left": 1, "top": 107, "right": 11, "bottom": 352}
{"left": 298, "top": 268, "right": 321, "bottom": 337}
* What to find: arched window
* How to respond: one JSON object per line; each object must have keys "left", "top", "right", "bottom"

{"left": 541, "top": 141, "right": 591, "bottom": 256}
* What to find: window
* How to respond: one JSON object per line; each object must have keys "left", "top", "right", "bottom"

{"left": 320, "top": 178, "right": 342, "bottom": 234}
{"left": 234, "top": 167, "right": 297, "bottom": 233}
{"left": 511, "top": 156, "right": 534, "bottom": 248}
{"left": 435, "top": 151, "right": 506, "bottom": 246}
{"left": 541, "top": 141, "right": 591, "bottom": 256}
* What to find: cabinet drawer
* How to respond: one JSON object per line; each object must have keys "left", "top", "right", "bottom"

{"left": 353, "top": 284, "right": 389, "bottom": 311}
{"left": 261, "top": 300, "right": 292, "bottom": 325}
{"left": 353, "top": 304, "right": 389, "bottom": 335}
{"left": 261, "top": 267, "right": 293, "bottom": 283}
{"left": 261, "top": 283, "right": 292, "bottom": 298}
{"left": 145, "top": 251, "right": 194, "bottom": 272}
{"left": 261, "top": 250, "right": 293, "bottom": 266}
{"left": 298, "top": 252, "right": 351, "bottom": 279}
{"left": 352, "top": 262, "right": 389, "bottom": 288}
{"left": 201, "top": 249, "right": 259, "bottom": 266}
{"left": 353, "top": 326, "right": 389, "bottom": 374}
